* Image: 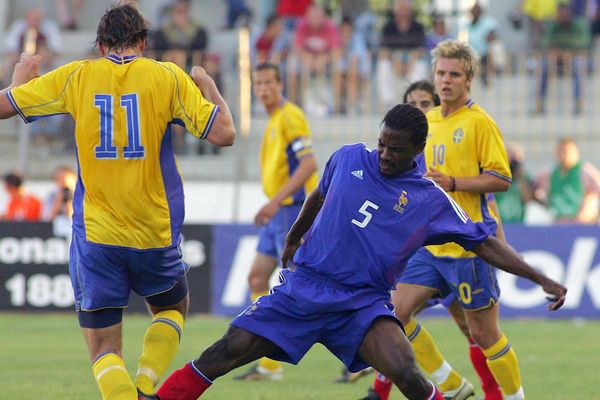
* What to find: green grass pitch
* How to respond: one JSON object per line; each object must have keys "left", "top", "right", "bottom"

{"left": 1, "top": 312, "right": 596, "bottom": 399}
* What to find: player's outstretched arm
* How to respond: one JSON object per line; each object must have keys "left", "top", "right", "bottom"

{"left": 190, "top": 65, "right": 235, "bottom": 147}
{"left": 472, "top": 236, "right": 567, "bottom": 311}
{"left": 0, "top": 53, "right": 42, "bottom": 119}
{"left": 281, "top": 188, "right": 325, "bottom": 268}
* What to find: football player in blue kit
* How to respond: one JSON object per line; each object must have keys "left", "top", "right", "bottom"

{"left": 155, "top": 104, "right": 566, "bottom": 400}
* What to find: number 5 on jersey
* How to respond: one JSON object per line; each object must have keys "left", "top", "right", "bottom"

{"left": 95, "top": 93, "right": 145, "bottom": 159}
{"left": 352, "top": 200, "right": 379, "bottom": 228}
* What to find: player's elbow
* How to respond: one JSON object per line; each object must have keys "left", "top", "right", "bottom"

{"left": 208, "top": 124, "right": 236, "bottom": 147}
{"left": 496, "top": 180, "right": 511, "bottom": 192}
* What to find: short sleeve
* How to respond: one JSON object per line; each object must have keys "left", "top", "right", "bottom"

{"left": 318, "top": 149, "right": 341, "bottom": 196}
{"left": 168, "top": 62, "right": 219, "bottom": 140}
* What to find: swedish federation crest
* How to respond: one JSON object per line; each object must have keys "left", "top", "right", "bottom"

{"left": 393, "top": 191, "right": 409, "bottom": 213}
{"left": 452, "top": 128, "right": 464, "bottom": 144}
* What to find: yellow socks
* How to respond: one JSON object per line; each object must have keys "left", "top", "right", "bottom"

{"left": 135, "top": 310, "right": 185, "bottom": 394}
{"left": 405, "top": 319, "right": 463, "bottom": 392}
{"left": 93, "top": 353, "right": 137, "bottom": 400}
{"left": 258, "top": 357, "right": 283, "bottom": 374}
{"left": 251, "top": 290, "right": 269, "bottom": 302}
{"left": 483, "top": 334, "right": 525, "bottom": 399}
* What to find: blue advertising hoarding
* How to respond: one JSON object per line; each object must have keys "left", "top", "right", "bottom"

{"left": 211, "top": 224, "right": 600, "bottom": 318}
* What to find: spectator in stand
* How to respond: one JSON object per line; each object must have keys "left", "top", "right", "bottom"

{"left": 151, "top": 0, "right": 222, "bottom": 155}
{"left": 464, "top": 2, "right": 499, "bottom": 86}
{"left": 515, "top": 0, "right": 563, "bottom": 51}
{"left": 225, "top": 0, "right": 253, "bottom": 29}
{"left": 288, "top": 4, "right": 342, "bottom": 114}
{"left": 376, "top": 0, "right": 427, "bottom": 111}
{"left": 151, "top": 0, "right": 208, "bottom": 70}
{"left": 336, "top": 16, "right": 371, "bottom": 115}
{"left": 2, "top": 3, "right": 63, "bottom": 86}
{"left": 54, "top": 0, "right": 84, "bottom": 30}
{"left": 42, "top": 165, "right": 77, "bottom": 222}
{"left": 425, "top": 14, "right": 452, "bottom": 52}
{"left": 1, "top": 172, "right": 42, "bottom": 222}
{"left": 536, "top": 3, "right": 591, "bottom": 115}
{"left": 495, "top": 143, "right": 534, "bottom": 224}
{"left": 338, "top": 0, "right": 379, "bottom": 52}
{"left": 534, "top": 137, "right": 600, "bottom": 224}
{"left": 254, "top": 13, "right": 286, "bottom": 64}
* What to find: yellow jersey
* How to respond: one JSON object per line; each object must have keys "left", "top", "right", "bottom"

{"left": 259, "top": 101, "right": 318, "bottom": 205}
{"left": 9, "top": 55, "right": 219, "bottom": 249}
{"left": 424, "top": 100, "right": 511, "bottom": 258}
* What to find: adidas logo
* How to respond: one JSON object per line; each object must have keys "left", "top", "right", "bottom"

{"left": 351, "top": 170, "right": 363, "bottom": 179}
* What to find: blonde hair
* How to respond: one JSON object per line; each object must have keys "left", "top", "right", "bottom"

{"left": 431, "top": 39, "right": 480, "bottom": 79}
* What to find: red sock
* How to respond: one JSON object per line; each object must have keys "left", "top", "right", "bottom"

{"left": 468, "top": 338, "right": 502, "bottom": 400}
{"left": 426, "top": 382, "right": 445, "bottom": 400}
{"left": 157, "top": 362, "right": 211, "bottom": 400}
{"left": 373, "top": 371, "right": 393, "bottom": 400}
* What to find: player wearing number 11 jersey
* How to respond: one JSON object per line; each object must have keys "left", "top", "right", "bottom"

{"left": 0, "top": 4, "right": 235, "bottom": 400}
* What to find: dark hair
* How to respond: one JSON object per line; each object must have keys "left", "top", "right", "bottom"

{"left": 4, "top": 172, "right": 23, "bottom": 188}
{"left": 381, "top": 104, "right": 428, "bottom": 147}
{"left": 265, "top": 13, "right": 280, "bottom": 27}
{"left": 402, "top": 80, "right": 440, "bottom": 106}
{"left": 254, "top": 62, "right": 281, "bottom": 82}
{"left": 95, "top": 3, "right": 150, "bottom": 53}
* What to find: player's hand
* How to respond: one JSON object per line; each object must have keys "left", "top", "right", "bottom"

{"left": 425, "top": 167, "right": 453, "bottom": 192}
{"left": 254, "top": 200, "right": 280, "bottom": 226}
{"left": 190, "top": 66, "right": 214, "bottom": 88}
{"left": 12, "top": 53, "right": 41, "bottom": 86}
{"left": 541, "top": 278, "right": 567, "bottom": 311}
{"left": 281, "top": 240, "right": 301, "bottom": 270}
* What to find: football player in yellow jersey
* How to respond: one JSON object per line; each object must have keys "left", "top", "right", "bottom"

{"left": 393, "top": 40, "right": 526, "bottom": 400}
{"left": 234, "top": 62, "right": 318, "bottom": 381}
{"left": 0, "top": 4, "right": 235, "bottom": 400}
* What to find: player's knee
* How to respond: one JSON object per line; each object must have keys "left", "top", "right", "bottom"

{"left": 248, "top": 273, "right": 269, "bottom": 292}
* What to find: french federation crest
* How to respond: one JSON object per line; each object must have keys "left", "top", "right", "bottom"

{"left": 393, "top": 191, "right": 409, "bottom": 213}
{"left": 452, "top": 128, "right": 464, "bottom": 144}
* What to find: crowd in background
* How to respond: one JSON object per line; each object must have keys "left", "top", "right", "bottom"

{"left": 1, "top": 0, "right": 600, "bottom": 225}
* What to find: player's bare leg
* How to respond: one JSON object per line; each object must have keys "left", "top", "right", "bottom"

{"left": 465, "top": 304, "right": 525, "bottom": 399}
{"left": 358, "top": 318, "right": 443, "bottom": 400}
{"left": 157, "top": 326, "right": 281, "bottom": 399}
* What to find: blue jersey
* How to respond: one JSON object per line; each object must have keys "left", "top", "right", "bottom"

{"left": 293, "top": 143, "right": 490, "bottom": 291}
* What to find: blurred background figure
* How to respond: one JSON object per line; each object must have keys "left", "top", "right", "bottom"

{"left": 335, "top": 15, "right": 371, "bottom": 115}
{"left": 151, "top": 0, "right": 208, "bottom": 70}
{"left": 1, "top": 171, "right": 42, "bottom": 222}
{"left": 288, "top": 3, "right": 342, "bottom": 116}
{"left": 2, "top": 2, "right": 63, "bottom": 86}
{"left": 42, "top": 165, "right": 76, "bottom": 222}
{"left": 54, "top": 0, "right": 84, "bottom": 30}
{"left": 224, "top": 0, "right": 252, "bottom": 29}
{"left": 376, "top": 0, "right": 427, "bottom": 111}
{"left": 536, "top": 3, "right": 591, "bottom": 115}
{"left": 534, "top": 137, "right": 600, "bottom": 224}
{"left": 495, "top": 142, "right": 534, "bottom": 224}
{"left": 253, "top": 13, "right": 285, "bottom": 64}
{"left": 464, "top": 2, "right": 501, "bottom": 86}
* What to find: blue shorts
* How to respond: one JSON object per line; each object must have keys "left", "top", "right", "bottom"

{"left": 256, "top": 204, "right": 302, "bottom": 259}
{"left": 69, "top": 233, "right": 189, "bottom": 311}
{"left": 399, "top": 248, "right": 500, "bottom": 311}
{"left": 231, "top": 268, "right": 401, "bottom": 372}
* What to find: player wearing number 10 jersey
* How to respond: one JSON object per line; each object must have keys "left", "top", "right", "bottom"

{"left": 0, "top": 4, "right": 235, "bottom": 399}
